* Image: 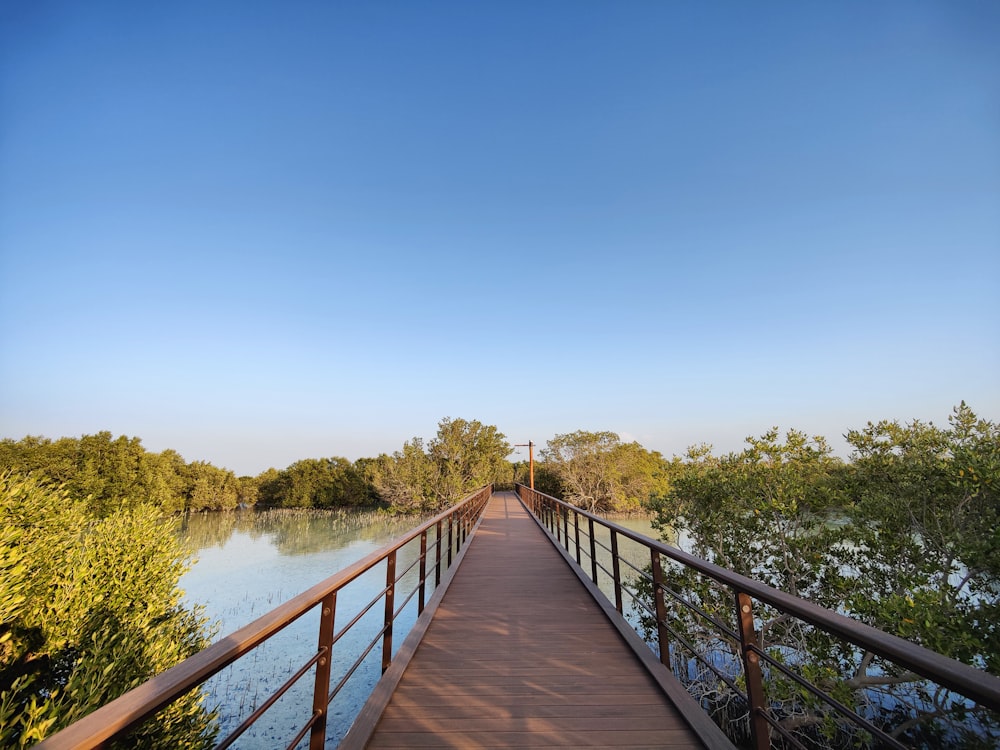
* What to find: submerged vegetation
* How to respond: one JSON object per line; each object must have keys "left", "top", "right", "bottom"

{"left": 176, "top": 506, "right": 420, "bottom": 557}
{"left": 647, "top": 402, "right": 999, "bottom": 747}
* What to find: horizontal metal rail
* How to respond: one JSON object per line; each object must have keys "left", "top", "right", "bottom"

{"left": 517, "top": 484, "right": 1000, "bottom": 749}
{"left": 35, "top": 485, "right": 493, "bottom": 750}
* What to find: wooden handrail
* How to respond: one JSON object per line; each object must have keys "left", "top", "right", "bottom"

{"left": 35, "top": 485, "right": 493, "bottom": 750}
{"left": 516, "top": 484, "right": 1000, "bottom": 747}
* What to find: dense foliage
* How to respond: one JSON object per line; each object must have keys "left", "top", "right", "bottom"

{"left": 0, "top": 433, "right": 244, "bottom": 515}
{"left": 649, "top": 403, "right": 999, "bottom": 748}
{"left": 0, "top": 420, "right": 511, "bottom": 515}
{"left": 367, "top": 417, "right": 511, "bottom": 512}
{"left": 4, "top": 408, "right": 997, "bottom": 747}
{"left": 0, "top": 473, "right": 216, "bottom": 748}
{"left": 538, "top": 430, "right": 671, "bottom": 513}
{"left": 257, "top": 457, "right": 374, "bottom": 508}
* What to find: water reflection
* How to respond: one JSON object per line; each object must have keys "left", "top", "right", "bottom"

{"left": 177, "top": 509, "right": 428, "bottom": 749}
{"left": 178, "top": 508, "right": 413, "bottom": 557}
{"left": 176, "top": 510, "right": 666, "bottom": 748}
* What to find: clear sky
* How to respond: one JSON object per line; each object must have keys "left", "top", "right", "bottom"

{"left": 2, "top": 1, "right": 998, "bottom": 476}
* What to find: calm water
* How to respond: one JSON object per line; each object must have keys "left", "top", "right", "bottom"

{"left": 177, "top": 509, "right": 429, "bottom": 749}
{"left": 177, "top": 508, "right": 664, "bottom": 748}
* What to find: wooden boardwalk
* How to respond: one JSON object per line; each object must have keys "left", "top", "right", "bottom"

{"left": 350, "top": 492, "right": 712, "bottom": 749}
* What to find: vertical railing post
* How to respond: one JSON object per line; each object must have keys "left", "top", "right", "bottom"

{"left": 434, "top": 519, "right": 443, "bottom": 587}
{"left": 418, "top": 530, "right": 428, "bottom": 614}
{"left": 651, "top": 550, "right": 670, "bottom": 668}
{"left": 588, "top": 517, "right": 598, "bottom": 584}
{"left": 573, "top": 512, "right": 582, "bottom": 565}
{"left": 737, "top": 591, "right": 770, "bottom": 750}
{"left": 610, "top": 529, "right": 623, "bottom": 614}
{"left": 447, "top": 515, "right": 454, "bottom": 566}
{"left": 562, "top": 505, "right": 569, "bottom": 551}
{"left": 382, "top": 551, "right": 396, "bottom": 674}
{"left": 309, "top": 591, "right": 336, "bottom": 750}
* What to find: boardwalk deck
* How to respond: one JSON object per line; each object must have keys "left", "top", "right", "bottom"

{"left": 350, "top": 492, "right": 713, "bottom": 749}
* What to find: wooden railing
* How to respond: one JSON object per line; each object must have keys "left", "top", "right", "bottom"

{"left": 517, "top": 484, "right": 1000, "bottom": 749}
{"left": 35, "top": 485, "right": 493, "bottom": 750}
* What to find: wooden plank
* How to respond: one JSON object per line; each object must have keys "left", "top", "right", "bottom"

{"left": 384, "top": 692, "right": 670, "bottom": 708}
{"left": 350, "top": 492, "right": 730, "bottom": 749}
{"left": 340, "top": 507, "right": 486, "bottom": 750}
{"left": 375, "top": 716, "right": 691, "bottom": 732}
{"left": 366, "top": 730, "right": 704, "bottom": 749}
{"left": 379, "top": 704, "right": 689, "bottom": 720}
{"left": 529, "top": 498, "right": 738, "bottom": 750}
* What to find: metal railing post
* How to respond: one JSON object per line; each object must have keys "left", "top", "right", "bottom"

{"left": 434, "top": 519, "right": 443, "bottom": 587}
{"left": 382, "top": 552, "right": 396, "bottom": 674}
{"left": 651, "top": 551, "right": 670, "bottom": 668}
{"left": 447, "top": 515, "right": 454, "bottom": 566}
{"left": 309, "top": 592, "right": 336, "bottom": 750}
{"left": 736, "top": 591, "right": 770, "bottom": 750}
{"left": 610, "top": 528, "right": 623, "bottom": 614}
{"left": 573, "top": 512, "right": 581, "bottom": 565}
{"left": 418, "top": 530, "right": 428, "bottom": 614}
{"left": 588, "top": 517, "right": 598, "bottom": 584}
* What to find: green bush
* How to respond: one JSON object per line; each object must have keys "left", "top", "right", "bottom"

{"left": 0, "top": 472, "right": 217, "bottom": 748}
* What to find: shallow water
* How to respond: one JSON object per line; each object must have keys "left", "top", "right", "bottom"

{"left": 177, "top": 508, "right": 427, "bottom": 749}
{"left": 175, "top": 508, "right": 667, "bottom": 748}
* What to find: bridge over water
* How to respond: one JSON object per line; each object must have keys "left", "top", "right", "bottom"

{"left": 345, "top": 491, "right": 719, "bottom": 749}
{"left": 34, "top": 486, "right": 1000, "bottom": 750}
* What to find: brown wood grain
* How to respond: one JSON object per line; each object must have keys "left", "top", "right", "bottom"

{"left": 357, "top": 493, "right": 710, "bottom": 749}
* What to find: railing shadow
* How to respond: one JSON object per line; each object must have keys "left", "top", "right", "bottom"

{"left": 34, "top": 485, "right": 494, "bottom": 750}
{"left": 516, "top": 484, "right": 1000, "bottom": 750}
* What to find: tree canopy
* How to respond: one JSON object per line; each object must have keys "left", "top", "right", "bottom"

{"left": 368, "top": 417, "right": 511, "bottom": 512}
{"left": 0, "top": 432, "right": 244, "bottom": 515}
{"left": 539, "top": 430, "right": 670, "bottom": 513}
{"left": 2, "top": 407, "right": 997, "bottom": 745}
{"left": 0, "top": 473, "right": 216, "bottom": 748}
{"left": 648, "top": 403, "right": 999, "bottom": 747}
{"left": 257, "top": 457, "right": 373, "bottom": 508}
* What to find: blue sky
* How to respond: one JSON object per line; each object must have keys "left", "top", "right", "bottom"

{"left": 2, "top": 1, "right": 998, "bottom": 476}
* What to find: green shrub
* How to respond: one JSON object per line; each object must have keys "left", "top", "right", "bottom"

{"left": 0, "top": 472, "right": 217, "bottom": 748}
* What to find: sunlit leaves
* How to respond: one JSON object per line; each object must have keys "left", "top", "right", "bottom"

{"left": 648, "top": 405, "right": 999, "bottom": 747}
{"left": 368, "top": 417, "right": 511, "bottom": 512}
{"left": 0, "top": 473, "right": 216, "bottom": 748}
{"left": 0, "top": 433, "right": 243, "bottom": 515}
{"left": 540, "top": 430, "right": 671, "bottom": 513}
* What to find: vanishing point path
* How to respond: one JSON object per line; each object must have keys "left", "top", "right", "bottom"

{"left": 354, "top": 491, "right": 707, "bottom": 749}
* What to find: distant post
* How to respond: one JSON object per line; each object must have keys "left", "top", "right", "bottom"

{"left": 515, "top": 441, "right": 535, "bottom": 489}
